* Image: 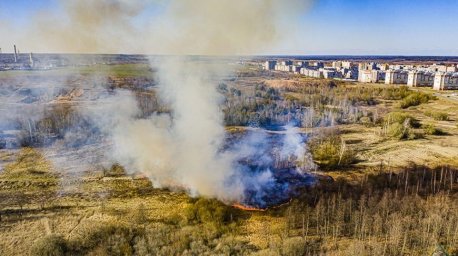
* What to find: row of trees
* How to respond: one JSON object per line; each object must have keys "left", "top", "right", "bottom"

{"left": 279, "top": 165, "right": 458, "bottom": 255}
{"left": 221, "top": 81, "right": 426, "bottom": 129}
{"left": 24, "top": 165, "right": 456, "bottom": 255}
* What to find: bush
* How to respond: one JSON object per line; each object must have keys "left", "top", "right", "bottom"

{"left": 423, "top": 124, "right": 446, "bottom": 136}
{"left": 359, "top": 116, "right": 373, "bottom": 127}
{"left": 384, "top": 112, "right": 420, "bottom": 128}
{"left": 30, "top": 234, "right": 67, "bottom": 256}
{"left": 185, "top": 198, "right": 232, "bottom": 226}
{"left": 425, "top": 111, "right": 449, "bottom": 121}
{"left": 383, "top": 112, "right": 423, "bottom": 140}
{"left": 282, "top": 237, "right": 306, "bottom": 256}
{"left": 399, "top": 92, "right": 434, "bottom": 109}
{"left": 309, "top": 133, "right": 356, "bottom": 170}
{"left": 386, "top": 122, "right": 407, "bottom": 140}
{"left": 103, "top": 163, "right": 126, "bottom": 177}
{"left": 381, "top": 86, "right": 411, "bottom": 100}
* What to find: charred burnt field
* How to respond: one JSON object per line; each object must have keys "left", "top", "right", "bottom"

{"left": 236, "top": 167, "right": 317, "bottom": 210}
{"left": 223, "top": 127, "right": 320, "bottom": 209}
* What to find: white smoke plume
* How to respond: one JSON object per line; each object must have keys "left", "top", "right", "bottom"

{"left": 99, "top": 0, "right": 313, "bottom": 202}
{"left": 1, "top": 0, "right": 316, "bottom": 203}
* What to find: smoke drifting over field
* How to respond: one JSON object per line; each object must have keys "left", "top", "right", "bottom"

{"left": 0, "top": 0, "right": 316, "bottom": 205}
{"left": 102, "top": 0, "right": 314, "bottom": 200}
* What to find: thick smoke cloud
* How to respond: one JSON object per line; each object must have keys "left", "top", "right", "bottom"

{"left": 101, "top": 64, "right": 246, "bottom": 200}
{"left": 1, "top": 0, "right": 147, "bottom": 54}
{"left": 0, "top": 0, "right": 313, "bottom": 54}
{"left": 149, "top": 0, "right": 312, "bottom": 55}
{"left": 0, "top": 0, "right": 316, "bottom": 203}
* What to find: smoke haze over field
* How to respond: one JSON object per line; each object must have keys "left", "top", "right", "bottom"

{"left": 0, "top": 0, "right": 313, "bottom": 54}
{"left": 0, "top": 0, "right": 316, "bottom": 203}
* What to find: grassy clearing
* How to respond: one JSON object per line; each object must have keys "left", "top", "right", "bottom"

{"left": 0, "top": 63, "right": 154, "bottom": 79}
{"left": 75, "top": 63, "right": 154, "bottom": 78}
{"left": 1, "top": 148, "right": 56, "bottom": 182}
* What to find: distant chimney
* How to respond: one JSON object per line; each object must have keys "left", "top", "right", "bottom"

{"left": 29, "top": 53, "right": 34, "bottom": 68}
{"left": 13, "top": 45, "right": 17, "bottom": 62}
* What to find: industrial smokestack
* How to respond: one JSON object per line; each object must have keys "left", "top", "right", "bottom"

{"left": 29, "top": 53, "right": 34, "bottom": 68}
{"left": 13, "top": 45, "right": 17, "bottom": 62}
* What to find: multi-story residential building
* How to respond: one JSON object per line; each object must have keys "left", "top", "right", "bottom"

{"left": 296, "top": 61, "right": 308, "bottom": 67}
{"left": 332, "top": 61, "right": 342, "bottom": 69}
{"left": 321, "top": 68, "right": 340, "bottom": 79}
{"left": 407, "top": 71, "right": 435, "bottom": 87}
{"left": 446, "top": 66, "right": 457, "bottom": 72}
{"left": 378, "top": 63, "right": 390, "bottom": 71}
{"left": 264, "top": 60, "right": 277, "bottom": 70}
{"left": 264, "top": 58, "right": 458, "bottom": 88}
{"left": 429, "top": 64, "right": 448, "bottom": 72}
{"left": 344, "top": 69, "right": 357, "bottom": 79}
{"left": 292, "top": 65, "right": 302, "bottom": 74}
{"left": 385, "top": 69, "right": 408, "bottom": 84}
{"left": 358, "top": 70, "right": 373, "bottom": 83}
{"left": 388, "top": 64, "right": 404, "bottom": 70}
{"left": 433, "top": 72, "right": 458, "bottom": 90}
{"left": 309, "top": 61, "right": 324, "bottom": 68}
{"left": 341, "top": 61, "right": 352, "bottom": 69}
{"left": 358, "top": 62, "right": 377, "bottom": 71}
{"left": 373, "top": 70, "right": 386, "bottom": 83}
{"left": 281, "top": 60, "right": 293, "bottom": 66}
{"left": 359, "top": 69, "right": 385, "bottom": 83}
{"left": 300, "top": 67, "right": 322, "bottom": 78}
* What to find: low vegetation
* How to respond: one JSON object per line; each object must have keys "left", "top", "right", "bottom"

{"left": 1, "top": 147, "right": 55, "bottom": 179}
{"left": 309, "top": 129, "right": 356, "bottom": 170}
{"left": 425, "top": 111, "right": 450, "bottom": 121}
{"left": 381, "top": 112, "right": 422, "bottom": 140}
{"left": 399, "top": 91, "right": 435, "bottom": 109}
{"left": 423, "top": 123, "right": 446, "bottom": 136}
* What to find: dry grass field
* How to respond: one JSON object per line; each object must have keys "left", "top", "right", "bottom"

{"left": 1, "top": 65, "right": 457, "bottom": 255}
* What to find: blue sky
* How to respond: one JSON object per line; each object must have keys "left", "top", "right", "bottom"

{"left": 294, "top": 0, "right": 458, "bottom": 55}
{"left": 0, "top": 0, "right": 457, "bottom": 55}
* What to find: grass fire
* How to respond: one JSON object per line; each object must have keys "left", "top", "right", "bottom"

{"left": 1, "top": 0, "right": 458, "bottom": 255}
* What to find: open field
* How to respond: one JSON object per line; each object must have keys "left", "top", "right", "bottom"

{"left": 0, "top": 63, "right": 155, "bottom": 79}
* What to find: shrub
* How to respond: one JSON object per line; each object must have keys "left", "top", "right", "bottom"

{"left": 384, "top": 112, "right": 420, "bottom": 128}
{"left": 425, "top": 111, "right": 449, "bottom": 121}
{"left": 309, "top": 133, "right": 356, "bottom": 170}
{"left": 359, "top": 116, "right": 373, "bottom": 127}
{"left": 103, "top": 163, "right": 126, "bottom": 177}
{"left": 386, "top": 122, "right": 406, "bottom": 140}
{"left": 282, "top": 237, "right": 306, "bottom": 256}
{"left": 381, "top": 86, "right": 411, "bottom": 100}
{"left": 382, "top": 112, "right": 424, "bottom": 140}
{"left": 30, "top": 234, "right": 67, "bottom": 256}
{"left": 185, "top": 198, "right": 232, "bottom": 226}
{"left": 423, "top": 124, "right": 446, "bottom": 136}
{"left": 400, "top": 92, "right": 434, "bottom": 109}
